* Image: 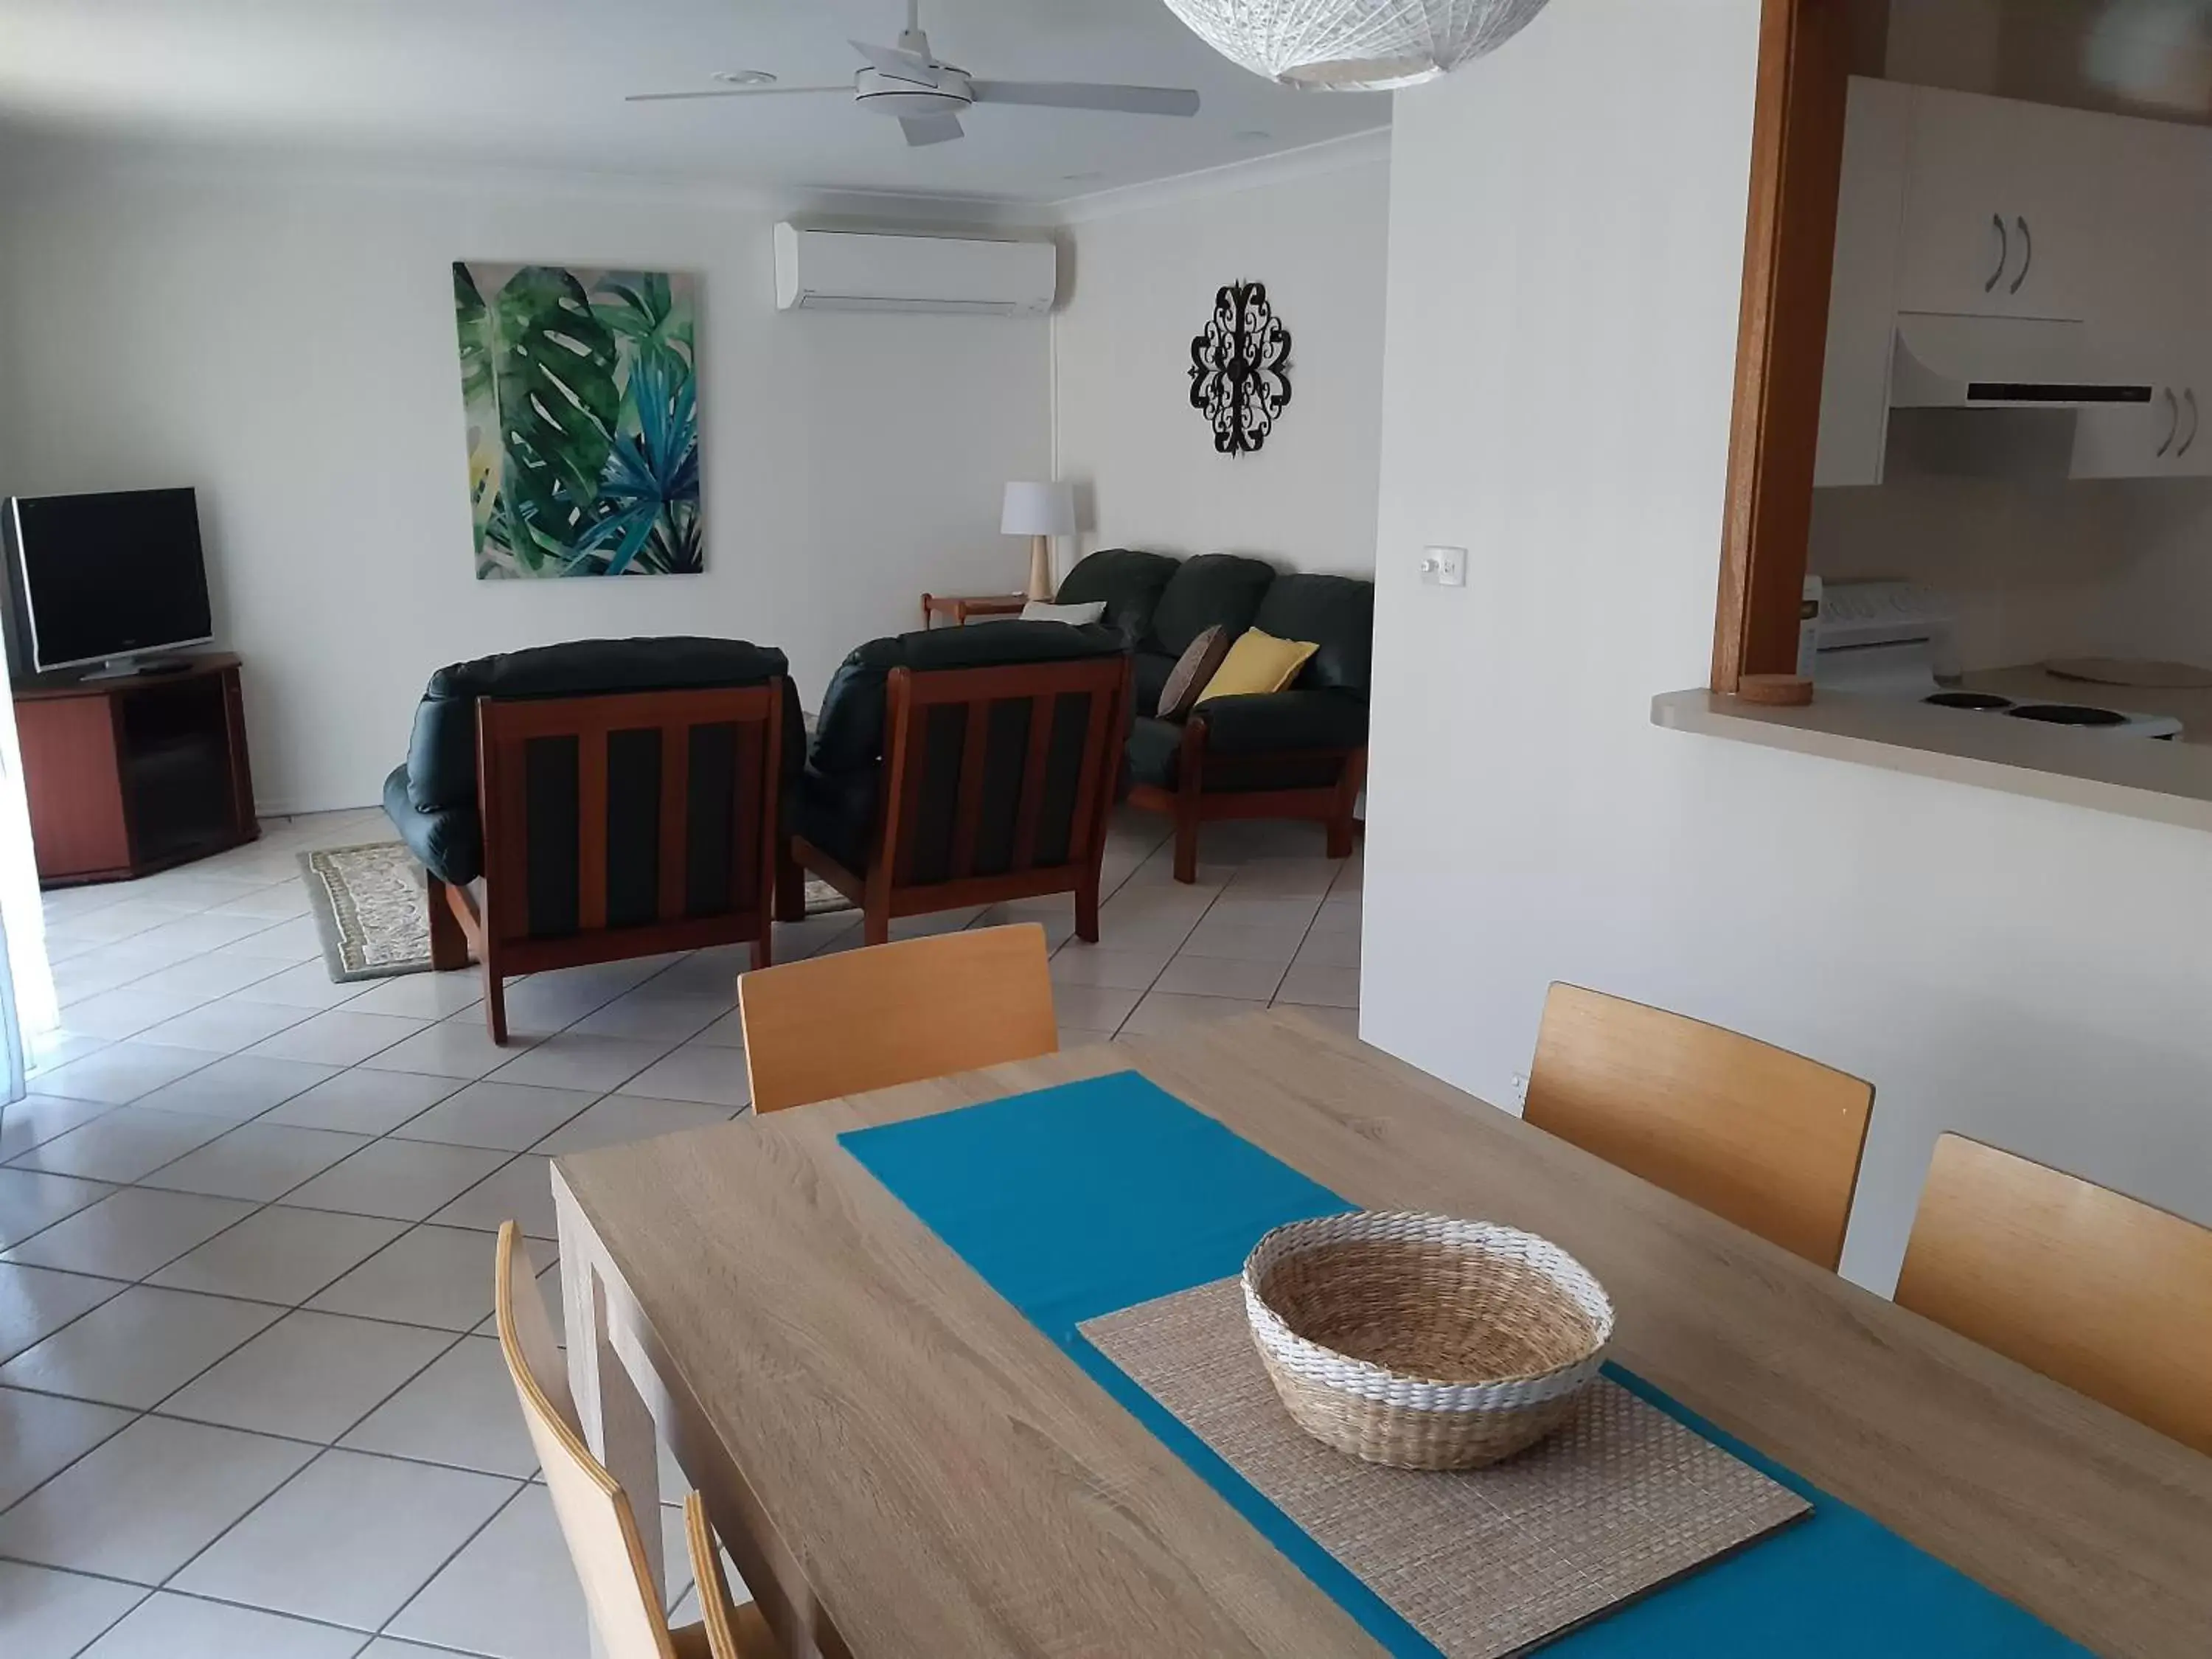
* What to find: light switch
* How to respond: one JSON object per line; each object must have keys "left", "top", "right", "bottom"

{"left": 1419, "top": 545, "right": 1467, "bottom": 587}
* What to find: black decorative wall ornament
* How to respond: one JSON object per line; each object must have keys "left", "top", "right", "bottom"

{"left": 1189, "top": 280, "right": 1292, "bottom": 456}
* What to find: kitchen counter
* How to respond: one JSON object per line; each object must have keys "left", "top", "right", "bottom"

{"left": 1652, "top": 684, "right": 2212, "bottom": 835}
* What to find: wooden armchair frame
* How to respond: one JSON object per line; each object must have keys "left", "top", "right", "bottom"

{"left": 1128, "top": 712, "right": 1367, "bottom": 884}
{"left": 787, "top": 656, "right": 1132, "bottom": 947}
{"left": 428, "top": 681, "right": 785, "bottom": 1043}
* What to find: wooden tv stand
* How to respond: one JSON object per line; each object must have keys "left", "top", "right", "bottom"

{"left": 14, "top": 653, "right": 258, "bottom": 886}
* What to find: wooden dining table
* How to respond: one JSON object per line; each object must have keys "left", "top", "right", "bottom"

{"left": 550, "top": 1009, "right": 2212, "bottom": 1658}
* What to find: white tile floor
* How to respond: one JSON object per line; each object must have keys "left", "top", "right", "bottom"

{"left": 0, "top": 804, "right": 1361, "bottom": 1658}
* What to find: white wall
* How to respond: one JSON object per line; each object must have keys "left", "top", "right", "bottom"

{"left": 0, "top": 148, "right": 1050, "bottom": 812}
{"left": 1809, "top": 476, "right": 2212, "bottom": 670}
{"left": 1051, "top": 146, "right": 1388, "bottom": 576}
{"left": 1363, "top": 0, "right": 2212, "bottom": 1293}
{"left": 2096, "top": 488, "right": 2212, "bottom": 661}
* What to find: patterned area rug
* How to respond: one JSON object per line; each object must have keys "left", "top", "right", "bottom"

{"left": 299, "top": 844, "right": 436, "bottom": 981}
{"left": 299, "top": 841, "right": 855, "bottom": 984}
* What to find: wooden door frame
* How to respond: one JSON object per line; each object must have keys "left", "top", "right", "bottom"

{"left": 1711, "top": 0, "right": 1857, "bottom": 690}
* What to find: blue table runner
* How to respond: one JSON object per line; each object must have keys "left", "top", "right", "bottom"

{"left": 839, "top": 1071, "right": 2084, "bottom": 1656}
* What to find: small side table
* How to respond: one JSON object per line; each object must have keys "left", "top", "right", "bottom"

{"left": 919, "top": 592, "right": 1028, "bottom": 629}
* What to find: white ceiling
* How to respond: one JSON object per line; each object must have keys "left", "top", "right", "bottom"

{"left": 0, "top": 0, "right": 1391, "bottom": 204}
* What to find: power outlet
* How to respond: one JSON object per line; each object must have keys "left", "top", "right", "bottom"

{"left": 1509, "top": 1073, "right": 1529, "bottom": 1108}
{"left": 1419, "top": 544, "right": 1467, "bottom": 587}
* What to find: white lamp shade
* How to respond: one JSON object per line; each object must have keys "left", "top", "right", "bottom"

{"left": 1161, "top": 0, "right": 1551, "bottom": 91}
{"left": 1001, "top": 481, "right": 1077, "bottom": 538}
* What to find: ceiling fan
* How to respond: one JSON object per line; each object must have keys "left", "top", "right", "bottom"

{"left": 625, "top": 0, "right": 1202, "bottom": 147}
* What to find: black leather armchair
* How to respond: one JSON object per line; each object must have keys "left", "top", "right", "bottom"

{"left": 383, "top": 637, "right": 802, "bottom": 1040}
{"left": 790, "top": 620, "right": 1132, "bottom": 944}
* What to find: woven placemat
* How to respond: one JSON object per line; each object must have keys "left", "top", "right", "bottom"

{"left": 1081, "top": 1278, "right": 1809, "bottom": 1658}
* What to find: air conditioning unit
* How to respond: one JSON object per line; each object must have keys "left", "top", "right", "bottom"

{"left": 773, "top": 224, "right": 1057, "bottom": 316}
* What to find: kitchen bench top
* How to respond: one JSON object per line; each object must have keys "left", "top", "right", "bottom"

{"left": 1654, "top": 684, "right": 2212, "bottom": 833}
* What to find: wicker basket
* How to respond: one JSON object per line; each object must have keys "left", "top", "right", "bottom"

{"left": 1242, "top": 1211, "right": 1615, "bottom": 1470}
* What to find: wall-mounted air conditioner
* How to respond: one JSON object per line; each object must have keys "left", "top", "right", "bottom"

{"left": 773, "top": 223, "right": 1057, "bottom": 316}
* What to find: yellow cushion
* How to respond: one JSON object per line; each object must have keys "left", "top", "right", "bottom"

{"left": 1197, "top": 628, "right": 1320, "bottom": 702}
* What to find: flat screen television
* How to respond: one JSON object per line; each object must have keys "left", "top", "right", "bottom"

{"left": 6, "top": 487, "right": 214, "bottom": 675}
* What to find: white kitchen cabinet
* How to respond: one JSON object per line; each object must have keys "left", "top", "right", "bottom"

{"left": 2170, "top": 378, "right": 2211, "bottom": 476}
{"left": 2174, "top": 375, "right": 2212, "bottom": 476}
{"left": 1817, "top": 78, "right": 2212, "bottom": 487}
{"left": 2069, "top": 114, "right": 2212, "bottom": 479}
{"left": 2072, "top": 382, "right": 2182, "bottom": 479}
{"left": 2072, "top": 372, "right": 2212, "bottom": 479}
{"left": 2071, "top": 111, "right": 2205, "bottom": 332}
{"left": 1895, "top": 87, "right": 2108, "bottom": 321}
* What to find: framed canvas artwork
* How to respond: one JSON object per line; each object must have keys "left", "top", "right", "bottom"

{"left": 453, "top": 262, "right": 703, "bottom": 579}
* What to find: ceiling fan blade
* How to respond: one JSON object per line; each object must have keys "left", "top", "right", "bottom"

{"left": 625, "top": 86, "right": 849, "bottom": 102}
{"left": 967, "top": 80, "right": 1200, "bottom": 116}
{"left": 900, "top": 112, "right": 965, "bottom": 146}
{"left": 850, "top": 38, "right": 940, "bottom": 87}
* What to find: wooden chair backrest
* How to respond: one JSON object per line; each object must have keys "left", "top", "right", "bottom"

{"left": 740, "top": 922, "right": 1057, "bottom": 1113}
{"left": 1524, "top": 983, "right": 1874, "bottom": 1269}
{"left": 876, "top": 658, "right": 1130, "bottom": 895}
{"left": 476, "top": 681, "right": 783, "bottom": 956}
{"left": 494, "top": 1223, "right": 676, "bottom": 1659}
{"left": 684, "top": 1492, "right": 776, "bottom": 1659}
{"left": 1895, "top": 1135, "right": 2212, "bottom": 1454}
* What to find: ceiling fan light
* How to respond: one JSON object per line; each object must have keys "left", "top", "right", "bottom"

{"left": 1161, "top": 0, "right": 1551, "bottom": 91}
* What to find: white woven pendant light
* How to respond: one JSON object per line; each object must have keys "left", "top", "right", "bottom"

{"left": 1161, "top": 0, "right": 1551, "bottom": 91}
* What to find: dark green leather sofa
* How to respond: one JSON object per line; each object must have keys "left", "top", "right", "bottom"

{"left": 1056, "top": 549, "right": 1373, "bottom": 883}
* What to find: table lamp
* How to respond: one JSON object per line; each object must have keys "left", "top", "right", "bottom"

{"left": 1001, "top": 481, "right": 1077, "bottom": 602}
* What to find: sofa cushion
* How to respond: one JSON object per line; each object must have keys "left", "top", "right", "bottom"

{"left": 1196, "top": 689, "right": 1370, "bottom": 755}
{"left": 403, "top": 636, "right": 792, "bottom": 814}
{"left": 1133, "top": 650, "right": 1178, "bottom": 720}
{"left": 808, "top": 619, "right": 1124, "bottom": 776}
{"left": 1125, "top": 706, "right": 1354, "bottom": 794}
{"left": 1055, "top": 548, "right": 1178, "bottom": 647}
{"left": 1197, "top": 628, "right": 1319, "bottom": 702}
{"left": 1156, "top": 626, "right": 1231, "bottom": 721}
{"left": 1144, "top": 554, "right": 1275, "bottom": 658}
{"left": 383, "top": 764, "right": 481, "bottom": 887}
{"left": 1252, "top": 573, "right": 1374, "bottom": 698}
{"left": 1020, "top": 599, "right": 1106, "bottom": 625}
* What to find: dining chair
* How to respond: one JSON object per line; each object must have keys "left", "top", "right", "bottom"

{"left": 738, "top": 922, "right": 1057, "bottom": 1113}
{"left": 1523, "top": 983, "right": 1874, "bottom": 1270}
{"left": 685, "top": 1493, "right": 757, "bottom": 1659}
{"left": 1893, "top": 1134, "right": 2212, "bottom": 1455}
{"left": 493, "top": 1223, "right": 779, "bottom": 1658}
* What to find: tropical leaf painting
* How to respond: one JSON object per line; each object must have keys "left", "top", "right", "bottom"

{"left": 453, "top": 262, "right": 703, "bottom": 579}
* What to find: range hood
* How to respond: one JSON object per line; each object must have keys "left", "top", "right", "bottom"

{"left": 1889, "top": 314, "right": 2153, "bottom": 410}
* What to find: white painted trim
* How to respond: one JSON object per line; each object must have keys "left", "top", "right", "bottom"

{"left": 1040, "top": 125, "right": 1391, "bottom": 224}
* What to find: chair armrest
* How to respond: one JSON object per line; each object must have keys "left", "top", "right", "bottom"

{"left": 1194, "top": 690, "right": 1368, "bottom": 755}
